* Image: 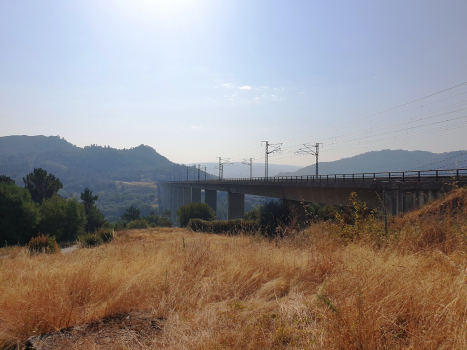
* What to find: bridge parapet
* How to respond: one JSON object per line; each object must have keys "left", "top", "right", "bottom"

{"left": 163, "top": 168, "right": 467, "bottom": 186}
{"left": 158, "top": 169, "right": 467, "bottom": 218}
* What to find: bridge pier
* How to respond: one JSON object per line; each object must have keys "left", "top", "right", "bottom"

{"left": 192, "top": 187, "right": 201, "bottom": 203}
{"left": 228, "top": 192, "right": 245, "bottom": 220}
{"left": 183, "top": 187, "right": 191, "bottom": 206}
{"left": 384, "top": 188, "right": 444, "bottom": 216}
{"left": 205, "top": 189, "right": 217, "bottom": 215}
{"left": 170, "top": 186, "right": 177, "bottom": 225}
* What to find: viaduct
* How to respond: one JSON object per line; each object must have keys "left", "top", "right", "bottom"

{"left": 157, "top": 169, "right": 467, "bottom": 226}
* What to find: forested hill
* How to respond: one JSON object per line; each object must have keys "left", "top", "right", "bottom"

{"left": 276, "top": 149, "right": 467, "bottom": 176}
{"left": 0, "top": 135, "right": 215, "bottom": 221}
{"left": 0, "top": 135, "right": 213, "bottom": 188}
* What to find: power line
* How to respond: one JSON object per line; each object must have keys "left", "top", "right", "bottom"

{"left": 295, "top": 143, "right": 322, "bottom": 176}
{"left": 189, "top": 82, "right": 467, "bottom": 171}
{"left": 406, "top": 151, "right": 467, "bottom": 171}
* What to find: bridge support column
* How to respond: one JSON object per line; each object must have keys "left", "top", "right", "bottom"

{"left": 205, "top": 189, "right": 217, "bottom": 215}
{"left": 192, "top": 188, "right": 201, "bottom": 203}
{"left": 383, "top": 188, "right": 444, "bottom": 216}
{"left": 228, "top": 193, "right": 244, "bottom": 220}
{"left": 170, "top": 186, "right": 177, "bottom": 225}
{"left": 173, "top": 186, "right": 184, "bottom": 226}
{"left": 183, "top": 187, "right": 191, "bottom": 206}
{"left": 157, "top": 185, "right": 163, "bottom": 214}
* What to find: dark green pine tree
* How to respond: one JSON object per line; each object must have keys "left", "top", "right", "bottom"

{"left": 80, "top": 187, "right": 106, "bottom": 232}
{"left": 121, "top": 206, "right": 140, "bottom": 222}
{"left": 23, "top": 168, "right": 63, "bottom": 203}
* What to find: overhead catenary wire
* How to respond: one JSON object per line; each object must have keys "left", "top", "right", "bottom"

{"left": 192, "top": 82, "right": 467, "bottom": 172}
{"left": 406, "top": 151, "right": 467, "bottom": 171}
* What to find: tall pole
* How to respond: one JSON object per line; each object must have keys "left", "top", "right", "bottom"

{"left": 242, "top": 158, "right": 253, "bottom": 180}
{"left": 315, "top": 143, "right": 320, "bottom": 177}
{"left": 217, "top": 157, "right": 223, "bottom": 180}
{"left": 204, "top": 166, "right": 207, "bottom": 180}
{"left": 198, "top": 164, "right": 200, "bottom": 181}
{"left": 262, "top": 141, "right": 269, "bottom": 178}
{"left": 262, "top": 141, "right": 282, "bottom": 179}
{"left": 295, "top": 143, "right": 322, "bottom": 176}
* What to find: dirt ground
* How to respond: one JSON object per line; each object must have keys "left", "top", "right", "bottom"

{"left": 26, "top": 311, "right": 163, "bottom": 350}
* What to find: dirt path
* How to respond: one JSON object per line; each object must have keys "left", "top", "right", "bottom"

{"left": 61, "top": 245, "right": 78, "bottom": 254}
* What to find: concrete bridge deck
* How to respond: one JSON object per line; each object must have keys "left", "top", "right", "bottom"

{"left": 157, "top": 169, "right": 467, "bottom": 225}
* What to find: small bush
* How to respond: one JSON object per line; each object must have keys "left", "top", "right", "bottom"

{"left": 113, "top": 220, "right": 126, "bottom": 231}
{"left": 127, "top": 219, "right": 149, "bottom": 229}
{"left": 259, "top": 201, "right": 291, "bottom": 237}
{"left": 78, "top": 233, "right": 103, "bottom": 247}
{"left": 188, "top": 218, "right": 259, "bottom": 235}
{"left": 28, "top": 234, "right": 59, "bottom": 254}
{"left": 306, "top": 203, "right": 340, "bottom": 222}
{"left": 244, "top": 206, "right": 261, "bottom": 222}
{"left": 145, "top": 212, "right": 172, "bottom": 227}
{"left": 157, "top": 216, "right": 172, "bottom": 227}
{"left": 177, "top": 202, "right": 215, "bottom": 227}
{"left": 95, "top": 227, "right": 114, "bottom": 242}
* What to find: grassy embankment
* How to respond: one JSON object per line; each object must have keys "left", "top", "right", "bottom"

{"left": 1, "top": 189, "right": 467, "bottom": 349}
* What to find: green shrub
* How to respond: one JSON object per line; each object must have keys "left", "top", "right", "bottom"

{"left": 145, "top": 211, "right": 172, "bottom": 227}
{"left": 95, "top": 227, "right": 114, "bottom": 242}
{"left": 127, "top": 219, "right": 149, "bottom": 229}
{"left": 177, "top": 202, "right": 215, "bottom": 227}
{"left": 113, "top": 220, "right": 126, "bottom": 231}
{"left": 188, "top": 218, "right": 259, "bottom": 235}
{"left": 244, "top": 206, "right": 261, "bottom": 222}
{"left": 78, "top": 233, "right": 103, "bottom": 247}
{"left": 306, "top": 203, "right": 340, "bottom": 222}
{"left": 28, "top": 234, "right": 59, "bottom": 254}
{"left": 157, "top": 216, "right": 172, "bottom": 227}
{"left": 259, "top": 201, "right": 291, "bottom": 237}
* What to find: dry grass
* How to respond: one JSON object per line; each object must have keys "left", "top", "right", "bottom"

{"left": 2, "top": 190, "right": 467, "bottom": 349}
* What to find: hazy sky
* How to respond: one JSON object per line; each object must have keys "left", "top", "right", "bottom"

{"left": 1, "top": 0, "right": 466, "bottom": 167}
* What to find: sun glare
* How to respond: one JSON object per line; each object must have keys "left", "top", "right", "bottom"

{"left": 114, "top": 0, "right": 203, "bottom": 23}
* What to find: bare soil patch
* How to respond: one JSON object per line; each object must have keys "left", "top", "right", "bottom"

{"left": 26, "top": 311, "right": 163, "bottom": 350}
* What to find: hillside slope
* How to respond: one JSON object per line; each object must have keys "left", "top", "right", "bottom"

{"left": 0, "top": 135, "right": 215, "bottom": 220}
{"left": 0, "top": 135, "right": 213, "bottom": 189}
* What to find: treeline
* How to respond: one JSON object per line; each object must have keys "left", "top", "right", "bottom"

{"left": 0, "top": 136, "right": 218, "bottom": 221}
{"left": 113, "top": 205, "right": 172, "bottom": 230}
{"left": 0, "top": 168, "right": 173, "bottom": 246}
{"left": 0, "top": 169, "right": 107, "bottom": 245}
{"left": 177, "top": 196, "right": 371, "bottom": 238}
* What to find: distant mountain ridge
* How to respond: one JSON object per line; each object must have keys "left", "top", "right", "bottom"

{"left": 0, "top": 135, "right": 214, "bottom": 191}
{"left": 276, "top": 149, "right": 467, "bottom": 176}
{"left": 0, "top": 135, "right": 76, "bottom": 155}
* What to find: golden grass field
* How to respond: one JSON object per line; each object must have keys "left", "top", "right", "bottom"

{"left": 1, "top": 189, "right": 467, "bottom": 349}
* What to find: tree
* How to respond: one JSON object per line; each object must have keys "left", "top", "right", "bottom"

{"left": 81, "top": 187, "right": 98, "bottom": 212}
{"left": 38, "top": 195, "right": 86, "bottom": 242}
{"left": 177, "top": 202, "right": 215, "bottom": 227}
{"left": 0, "top": 175, "right": 15, "bottom": 185}
{"left": 0, "top": 181, "right": 40, "bottom": 245}
{"left": 80, "top": 188, "right": 106, "bottom": 232}
{"left": 23, "top": 168, "right": 63, "bottom": 203}
{"left": 121, "top": 206, "right": 140, "bottom": 222}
